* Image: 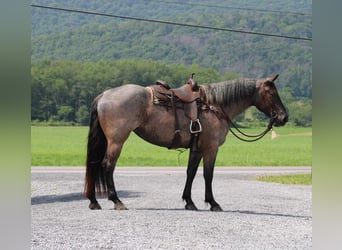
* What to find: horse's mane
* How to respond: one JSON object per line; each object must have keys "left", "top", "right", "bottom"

{"left": 204, "top": 78, "right": 257, "bottom": 106}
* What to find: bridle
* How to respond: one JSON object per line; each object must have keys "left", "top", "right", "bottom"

{"left": 206, "top": 103, "right": 277, "bottom": 142}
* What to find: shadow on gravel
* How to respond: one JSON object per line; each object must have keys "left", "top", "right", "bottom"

{"left": 31, "top": 190, "right": 142, "bottom": 205}
{"left": 31, "top": 192, "right": 84, "bottom": 205}
{"left": 136, "top": 208, "right": 311, "bottom": 219}
{"left": 224, "top": 209, "right": 311, "bottom": 219}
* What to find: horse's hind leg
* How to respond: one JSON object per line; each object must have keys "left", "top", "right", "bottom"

{"left": 103, "top": 140, "right": 128, "bottom": 210}
{"left": 86, "top": 172, "right": 102, "bottom": 210}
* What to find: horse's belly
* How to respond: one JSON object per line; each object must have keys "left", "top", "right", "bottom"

{"left": 134, "top": 124, "right": 191, "bottom": 148}
{"left": 134, "top": 108, "right": 193, "bottom": 148}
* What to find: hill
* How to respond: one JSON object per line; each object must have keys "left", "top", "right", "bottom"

{"left": 31, "top": 1, "right": 311, "bottom": 96}
{"left": 31, "top": 1, "right": 312, "bottom": 126}
{"left": 31, "top": 0, "right": 312, "bottom": 36}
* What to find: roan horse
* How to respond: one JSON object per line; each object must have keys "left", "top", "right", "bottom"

{"left": 84, "top": 74, "right": 288, "bottom": 211}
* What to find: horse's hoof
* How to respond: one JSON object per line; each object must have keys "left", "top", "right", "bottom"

{"left": 114, "top": 202, "right": 128, "bottom": 210}
{"left": 185, "top": 203, "right": 198, "bottom": 211}
{"left": 89, "top": 202, "right": 102, "bottom": 210}
{"left": 210, "top": 205, "right": 223, "bottom": 212}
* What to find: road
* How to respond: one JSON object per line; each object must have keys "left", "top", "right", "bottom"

{"left": 31, "top": 166, "right": 312, "bottom": 249}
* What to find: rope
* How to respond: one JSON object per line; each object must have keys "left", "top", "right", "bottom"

{"left": 176, "top": 148, "right": 187, "bottom": 166}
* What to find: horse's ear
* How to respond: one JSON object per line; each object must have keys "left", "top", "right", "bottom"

{"left": 268, "top": 74, "right": 279, "bottom": 82}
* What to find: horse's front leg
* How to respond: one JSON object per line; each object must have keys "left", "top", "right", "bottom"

{"left": 203, "top": 148, "right": 223, "bottom": 212}
{"left": 182, "top": 149, "right": 202, "bottom": 210}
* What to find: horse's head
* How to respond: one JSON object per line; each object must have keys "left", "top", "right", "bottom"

{"left": 253, "top": 74, "right": 288, "bottom": 127}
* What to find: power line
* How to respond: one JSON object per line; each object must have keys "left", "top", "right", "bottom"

{"left": 31, "top": 4, "right": 312, "bottom": 41}
{"left": 148, "top": 0, "right": 312, "bottom": 16}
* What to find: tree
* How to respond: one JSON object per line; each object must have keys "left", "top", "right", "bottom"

{"left": 76, "top": 105, "right": 90, "bottom": 125}
{"left": 31, "top": 59, "right": 224, "bottom": 124}
{"left": 57, "top": 105, "right": 74, "bottom": 122}
{"left": 287, "top": 99, "right": 312, "bottom": 127}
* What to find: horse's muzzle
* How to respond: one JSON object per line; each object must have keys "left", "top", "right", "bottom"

{"left": 274, "top": 112, "right": 288, "bottom": 127}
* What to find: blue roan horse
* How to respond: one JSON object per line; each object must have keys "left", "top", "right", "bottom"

{"left": 84, "top": 74, "right": 288, "bottom": 211}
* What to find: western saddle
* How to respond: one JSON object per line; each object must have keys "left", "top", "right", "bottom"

{"left": 149, "top": 74, "right": 204, "bottom": 149}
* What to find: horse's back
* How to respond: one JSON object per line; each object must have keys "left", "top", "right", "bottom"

{"left": 96, "top": 84, "right": 151, "bottom": 139}
{"left": 100, "top": 84, "right": 148, "bottom": 102}
{"left": 98, "top": 84, "right": 149, "bottom": 108}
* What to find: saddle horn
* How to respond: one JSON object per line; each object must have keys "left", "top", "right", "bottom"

{"left": 188, "top": 73, "right": 198, "bottom": 91}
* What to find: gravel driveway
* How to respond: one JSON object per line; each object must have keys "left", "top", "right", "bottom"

{"left": 31, "top": 167, "right": 312, "bottom": 250}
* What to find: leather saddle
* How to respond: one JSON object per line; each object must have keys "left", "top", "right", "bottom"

{"left": 156, "top": 78, "right": 201, "bottom": 103}
{"left": 152, "top": 76, "right": 203, "bottom": 135}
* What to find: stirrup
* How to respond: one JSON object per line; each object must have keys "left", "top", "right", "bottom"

{"left": 190, "top": 119, "right": 202, "bottom": 134}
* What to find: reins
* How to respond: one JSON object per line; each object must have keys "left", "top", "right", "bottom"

{"left": 228, "top": 116, "right": 275, "bottom": 142}
{"left": 205, "top": 102, "right": 276, "bottom": 142}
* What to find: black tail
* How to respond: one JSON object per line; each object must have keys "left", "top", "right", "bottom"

{"left": 84, "top": 94, "right": 107, "bottom": 198}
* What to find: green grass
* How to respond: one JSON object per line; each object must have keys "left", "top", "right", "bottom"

{"left": 216, "top": 127, "right": 312, "bottom": 166}
{"left": 31, "top": 126, "right": 312, "bottom": 166}
{"left": 255, "top": 174, "right": 312, "bottom": 185}
{"left": 31, "top": 126, "right": 89, "bottom": 166}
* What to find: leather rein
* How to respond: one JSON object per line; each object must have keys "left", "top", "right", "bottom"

{"left": 204, "top": 102, "right": 277, "bottom": 142}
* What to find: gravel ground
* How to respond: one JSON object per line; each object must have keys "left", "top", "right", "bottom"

{"left": 31, "top": 167, "right": 312, "bottom": 250}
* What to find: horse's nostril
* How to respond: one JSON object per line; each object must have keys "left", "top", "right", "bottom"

{"left": 284, "top": 115, "right": 288, "bottom": 123}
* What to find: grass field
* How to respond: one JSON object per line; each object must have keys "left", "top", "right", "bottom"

{"left": 31, "top": 126, "right": 311, "bottom": 167}
{"left": 255, "top": 174, "right": 312, "bottom": 185}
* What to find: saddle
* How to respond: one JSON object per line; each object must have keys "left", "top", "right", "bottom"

{"left": 155, "top": 73, "right": 200, "bottom": 99}
{"left": 150, "top": 75, "right": 204, "bottom": 149}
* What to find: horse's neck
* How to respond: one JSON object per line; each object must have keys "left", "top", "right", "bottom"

{"left": 221, "top": 81, "right": 255, "bottom": 119}
{"left": 206, "top": 79, "right": 256, "bottom": 120}
{"left": 221, "top": 99, "right": 253, "bottom": 120}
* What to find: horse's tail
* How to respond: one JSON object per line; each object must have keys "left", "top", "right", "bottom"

{"left": 84, "top": 94, "right": 107, "bottom": 198}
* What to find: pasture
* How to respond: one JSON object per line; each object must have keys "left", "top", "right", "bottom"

{"left": 255, "top": 174, "right": 312, "bottom": 185}
{"left": 31, "top": 126, "right": 311, "bottom": 167}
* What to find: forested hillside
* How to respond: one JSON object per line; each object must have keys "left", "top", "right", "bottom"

{"left": 31, "top": 0, "right": 312, "bottom": 126}
{"left": 31, "top": 0, "right": 312, "bottom": 36}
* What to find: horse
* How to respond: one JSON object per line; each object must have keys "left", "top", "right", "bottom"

{"left": 84, "top": 74, "right": 288, "bottom": 211}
